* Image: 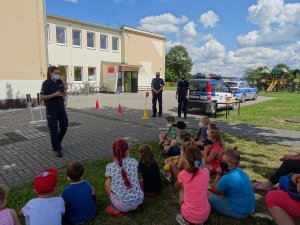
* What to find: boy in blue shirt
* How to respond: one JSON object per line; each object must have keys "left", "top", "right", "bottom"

{"left": 62, "top": 160, "right": 96, "bottom": 224}
{"left": 209, "top": 148, "right": 255, "bottom": 218}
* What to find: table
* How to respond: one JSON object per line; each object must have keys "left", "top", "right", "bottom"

{"left": 215, "top": 100, "right": 241, "bottom": 119}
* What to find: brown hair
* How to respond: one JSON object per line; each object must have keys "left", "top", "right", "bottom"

{"left": 0, "top": 184, "right": 9, "bottom": 202}
{"left": 66, "top": 160, "right": 84, "bottom": 181}
{"left": 184, "top": 146, "right": 203, "bottom": 181}
{"left": 209, "top": 123, "right": 219, "bottom": 131}
{"left": 166, "top": 116, "right": 175, "bottom": 123}
{"left": 47, "top": 66, "right": 59, "bottom": 80}
{"left": 182, "top": 141, "right": 195, "bottom": 154}
{"left": 112, "top": 139, "right": 132, "bottom": 189}
{"left": 139, "top": 144, "right": 156, "bottom": 166}
{"left": 209, "top": 130, "right": 223, "bottom": 148}
{"left": 179, "top": 131, "right": 192, "bottom": 143}
{"left": 224, "top": 147, "right": 240, "bottom": 166}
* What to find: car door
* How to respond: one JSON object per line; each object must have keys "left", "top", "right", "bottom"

{"left": 245, "top": 82, "right": 254, "bottom": 99}
{"left": 239, "top": 82, "right": 246, "bottom": 99}
{"left": 222, "top": 83, "right": 233, "bottom": 99}
{"left": 212, "top": 81, "right": 223, "bottom": 101}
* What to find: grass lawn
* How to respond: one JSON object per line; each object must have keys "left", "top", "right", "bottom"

{"left": 216, "top": 91, "right": 300, "bottom": 131}
{"left": 164, "top": 86, "right": 177, "bottom": 91}
{"left": 7, "top": 133, "right": 299, "bottom": 225}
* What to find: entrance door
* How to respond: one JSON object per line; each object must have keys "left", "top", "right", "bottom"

{"left": 58, "top": 65, "right": 68, "bottom": 81}
{"left": 124, "top": 72, "right": 132, "bottom": 92}
{"left": 131, "top": 72, "right": 138, "bottom": 93}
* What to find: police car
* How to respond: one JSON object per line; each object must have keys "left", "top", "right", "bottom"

{"left": 225, "top": 81, "right": 258, "bottom": 102}
{"left": 188, "top": 78, "right": 236, "bottom": 114}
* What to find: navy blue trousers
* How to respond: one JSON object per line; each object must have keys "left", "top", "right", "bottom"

{"left": 46, "top": 104, "right": 68, "bottom": 151}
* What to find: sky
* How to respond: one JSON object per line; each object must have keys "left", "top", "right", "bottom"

{"left": 46, "top": 0, "right": 300, "bottom": 76}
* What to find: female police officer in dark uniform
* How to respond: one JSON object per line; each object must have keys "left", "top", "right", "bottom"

{"left": 40, "top": 66, "right": 68, "bottom": 157}
{"left": 176, "top": 73, "right": 189, "bottom": 119}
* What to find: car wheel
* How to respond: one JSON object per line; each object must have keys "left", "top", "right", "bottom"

{"left": 252, "top": 93, "right": 258, "bottom": 100}
{"left": 241, "top": 94, "right": 246, "bottom": 103}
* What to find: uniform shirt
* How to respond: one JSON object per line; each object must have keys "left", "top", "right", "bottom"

{"left": 62, "top": 180, "right": 96, "bottom": 225}
{"left": 177, "top": 80, "right": 189, "bottom": 98}
{"left": 40, "top": 79, "right": 65, "bottom": 107}
{"left": 151, "top": 78, "right": 165, "bottom": 91}
{"left": 216, "top": 167, "right": 255, "bottom": 216}
{"left": 138, "top": 161, "right": 162, "bottom": 194}
{"left": 105, "top": 157, "right": 144, "bottom": 206}
{"left": 22, "top": 197, "right": 65, "bottom": 225}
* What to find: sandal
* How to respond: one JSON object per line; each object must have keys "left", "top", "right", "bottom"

{"left": 176, "top": 214, "right": 186, "bottom": 225}
{"left": 105, "top": 205, "right": 125, "bottom": 217}
{"left": 253, "top": 182, "right": 273, "bottom": 191}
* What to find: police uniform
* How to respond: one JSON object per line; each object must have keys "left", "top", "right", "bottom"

{"left": 151, "top": 77, "right": 165, "bottom": 117}
{"left": 177, "top": 79, "right": 189, "bottom": 118}
{"left": 41, "top": 79, "right": 68, "bottom": 152}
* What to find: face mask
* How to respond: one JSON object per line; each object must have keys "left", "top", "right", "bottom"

{"left": 220, "top": 161, "right": 229, "bottom": 172}
{"left": 206, "top": 130, "right": 209, "bottom": 135}
{"left": 166, "top": 123, "right": 171, "bottom": 128}
{"left": 156, "top": 76, "right": 160, "bottom": 79}
{"left": 181, "top": 77, "right": 185, "bottom": 80}
{"left": 53, "top": 74, "right": 60, "bottom": 80}
{"left": 199, "top": 122, "right": 203, "bottom": 128}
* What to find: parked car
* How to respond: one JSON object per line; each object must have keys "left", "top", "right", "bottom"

{"left": 188, "top": 78, "right": 236, "bottom": 114}
{"left": 225, "top": 81, "right": 258, "bottom": 102}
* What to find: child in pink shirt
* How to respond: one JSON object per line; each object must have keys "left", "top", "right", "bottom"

{"left": 203, "top": 130, "right": 224, "bottom": 173}
{"left": 176, "top": 145, "right": 210, "bottom": 225}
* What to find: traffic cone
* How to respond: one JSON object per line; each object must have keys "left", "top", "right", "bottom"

{"left": 118, "top": 103, "right": 123, "bottom": 114}
{"left": 142, "top": 107, "right": 149, "bottom": 120}
{"left": 96, "top": 100, "right": 100, "bottom": 109}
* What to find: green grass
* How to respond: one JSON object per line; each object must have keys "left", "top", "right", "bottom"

{"left": 7, "top": 135, "right": 299, "bottom": 225}
{"left": 216, "top": 91, "right": 300, "bottom": 131}
{"left": 164, "top": 86, "right": 177, "bottom": 91}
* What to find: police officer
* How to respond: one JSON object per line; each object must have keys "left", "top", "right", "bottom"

{"left": 40, "top": 66, "right": 68, "bottom": 157}
{"left": 176, "top": 73, "right": 189, "bottom": 119}
{"left": 151, "top": 72, "right": 165, "bottom": 117}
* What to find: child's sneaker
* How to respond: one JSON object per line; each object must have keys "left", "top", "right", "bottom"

{"left": 176, "top": 214, "right": 203, "bottom": 225}
{"left": 160, "top": 169, "right": 171, "bottom": 182}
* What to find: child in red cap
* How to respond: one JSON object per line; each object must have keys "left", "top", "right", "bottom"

{"left": 20, "top": 168, "right": 65, "bottom": 225}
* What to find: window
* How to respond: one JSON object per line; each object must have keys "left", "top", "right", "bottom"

{"left": 87, "top": 32, "right": 95, "bottom": 48}
{"left": 74, "top": 66, "right": 82, "bottom": 81}
{"left": 100, "top": 34, "right": 108, "bottom": 50}
{"left": 88, "top": 67, "right": 96, "bottom": 82}
{"left": 72, "top": 29, "right": 81, "bottom": 47}
{"left": 56, "top": 26, "right": 66, "bottom": 45}
{"left": 112, "top": 36, "right": 119, "bottom": 51}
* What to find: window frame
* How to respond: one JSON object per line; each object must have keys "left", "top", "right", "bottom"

{"left": 100, "top": 34, "right": 108, "bottom": 50}
{"left": 112, "top": 36, "right": 120, "bottom": 52}
{"left": 87, "top": 31, "right": 96, "bottom": 49}
{"left": 74, "top": 66, "right": 83, "bottom": 82}
{"left": 72, "top": 29, "right": 82, "bottom": 48}
{"left": 56, "top": 25, "right": 67, "bottom": 45}
{"left": 88, "top": 67, "right": 97, "bottom": 82}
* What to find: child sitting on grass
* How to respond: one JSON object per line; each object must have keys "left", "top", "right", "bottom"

{"left": 176, "top": 146, "right": 210, "bottom": 225}
{"left": 203, "top": 130, "right": 224, "bottom": 173}
{"left": 105, "top": 139, "right": 144, "bottom": 217}
{"left": 196, "top": 123, "right": 219, "bottom": 150}
{"left": 159, "top": 116, "right": 177, "bottom": 147}
{"left": 209, "top": 148, "right": 255, "bottom": 219}
{"left": 0, "top": 184, "right": 21, "bottom": 225}
{"left": 139, "top": 144, "right": 162, "bottom": 196}
{"left": 194, "top": 116, "right": 210, "bottom": 144}
{"left": 20, "top": 168, "right": 65, "bottom": 225}
{"left": 164, "top": 122, "right": 188, "bottom": 156}
{"left": 61, "top": 160, "right": 96, "bottom": 225}
{"left": 162, "top": 141, "right": 195, "bottom": 182}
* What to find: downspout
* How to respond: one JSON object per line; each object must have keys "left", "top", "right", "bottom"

{"left": 43, "top": 0, "right": 49, "bottom": 67}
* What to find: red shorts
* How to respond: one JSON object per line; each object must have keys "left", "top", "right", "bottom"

{"left": 265, "top": 190, "right": 300, "bottom": 218}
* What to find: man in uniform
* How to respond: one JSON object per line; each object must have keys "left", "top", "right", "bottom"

{"left": 176, "top": 73, "right": 189, "bottom": 119}
{"left": 151, "top": 72, "right": 164, "bottom": 117}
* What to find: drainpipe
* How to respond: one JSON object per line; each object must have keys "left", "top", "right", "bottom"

{"left": 43, "top": 0, "right": 49, "bottom": 67}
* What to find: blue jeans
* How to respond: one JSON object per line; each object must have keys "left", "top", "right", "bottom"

{"left": 209, "top": 194, "right": 248, "bottom": 219}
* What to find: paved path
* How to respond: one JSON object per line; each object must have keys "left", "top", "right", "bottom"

{"left": 0, "top": 91, "right": 298, "bottom": 186}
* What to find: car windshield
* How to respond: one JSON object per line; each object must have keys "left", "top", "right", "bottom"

{"left": 226, "top": 82, "right": 238, "bottom": 87}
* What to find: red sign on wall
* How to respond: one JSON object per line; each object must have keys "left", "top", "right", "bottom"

{"left": 108, "top": 66, "right": 114, "bottom": 73}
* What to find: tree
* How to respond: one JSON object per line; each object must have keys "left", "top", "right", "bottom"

{"left": 165, "top": 45, "right": 193, "bottom": 82}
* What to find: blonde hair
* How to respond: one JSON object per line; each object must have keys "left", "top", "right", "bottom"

{"left": 201, "top": 116, "right": 210, "bottom": 125}
{"left": 182, "top": 141, "right": 195, "bottom": 154}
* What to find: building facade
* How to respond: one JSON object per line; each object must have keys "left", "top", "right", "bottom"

{"left": 0, "top": 0, "right": 47, "bottom": 108}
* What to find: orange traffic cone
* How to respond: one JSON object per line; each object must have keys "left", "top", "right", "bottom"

{"left": 118, "top": 103, "right": 123, "bottom": 114}
{"left": 96, "top": 100, "right": 100, "bottom": 109}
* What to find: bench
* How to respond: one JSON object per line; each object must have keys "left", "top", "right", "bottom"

{"left": 138, "top": 86, "right": 151, "bottom": 91}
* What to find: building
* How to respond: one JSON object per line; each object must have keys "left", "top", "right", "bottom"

{"left": 0, "top": 1, "right": 165, "bottom": 109}
{"left": 47, "top": 15, "right": 166, "bottom": 93}
{"left": 0, "top": 0, "right": 47, "bottom": 109}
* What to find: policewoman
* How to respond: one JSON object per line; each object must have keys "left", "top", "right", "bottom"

{"left": 151, "top": 72, "right": 165, "bottom": 117}
{"left": 176, "top": 73, "right": 189, "bottom": 119}
{"left": 40, "top": 66, "right": 68, "bottom": 157}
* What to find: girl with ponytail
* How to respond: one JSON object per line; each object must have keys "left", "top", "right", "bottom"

{"left": 105, "top": 139, "right": 144, "bottom": 217}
